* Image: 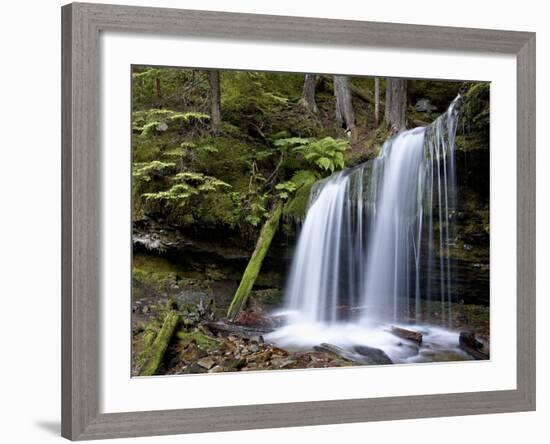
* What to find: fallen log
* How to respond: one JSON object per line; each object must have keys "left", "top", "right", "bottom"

{"left": 459, "top": 331, "right": 489, "bottom": 360}
{"left": 390, "top": 326, "right": 423, "bottom": 344}
{"left": 205, "top": 320, "right": 274, "bottom": 339}
{"left": 139, "top": 310, "right": 180, "bottom": 376}
{"left": 354, "top": 345, "right": 393, "bottom": 365}
{"left": 227, "top": 202, "right": 283, "bottom": 320}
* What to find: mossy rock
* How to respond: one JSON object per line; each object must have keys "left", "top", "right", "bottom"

{"left": 176, "top": 329, "right": 220, "bottom": 351}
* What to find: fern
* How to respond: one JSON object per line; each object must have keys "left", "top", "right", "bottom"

{"left": 132, "top": 109, "right": 210, "bottom": 136}
{"left": 142, "top": 171, "right": 231, "bottom": 207}
{"left": 276, "top": 169, "right": 319, "bottom": 201}
{"left": 133, "top": 161, "right": 176, "bottom": 183}
{"left": 293, "top": 137, "right": 348, "bottom": 173}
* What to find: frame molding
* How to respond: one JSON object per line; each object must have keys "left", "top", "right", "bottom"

{"left": 61, "top": 2, "right": 536, "bottom": 440}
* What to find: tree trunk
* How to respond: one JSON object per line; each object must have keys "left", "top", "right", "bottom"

{"left": 208, "top": 70, "right": 222, "bottom": 133}
{"left": 153, "top": 74, "right": 162, "bottom": 108}
{"left": 227, "top": 202, "right": 283, "bottom": 320}
{"left": 374, "top": 77, "right": 380, "bottom": 126}
{"left": 139, "top": 310, "right": 180, "bottom": 376}
{"left": 298, "top": 74, "right": 319, "bottom": 113}
{"left": 385, "top": 77, "right": 407, "bottom": 132}
{"left": 333, "top": 75, "right": 356, "bottom": 141}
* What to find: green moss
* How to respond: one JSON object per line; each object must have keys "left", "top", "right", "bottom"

{"left": 176, "top": 329, "right": 220, "bottom": 351}
{"left": 132, "top": 255, "right": 213, "bottom": 302}
{"left": 461, "top": 304, "right": 490, "bottom": 323}
{"left": 227, "top": 202, "right": 283, "bottom": 319}
{"left": 133, "top": 317, "right": 162, "bottom": 370}
{"left": 457, "top": 82, "right": 490, "bottom": 151}
{"left": 139, "top": 310, "right": 180, "bottom": 376}
{"left": 283, "top": 180, "right": 314, "bottom": 221}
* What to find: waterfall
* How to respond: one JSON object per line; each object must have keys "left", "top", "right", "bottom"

{"left": 282, "top": 97, "right": 461, "bottom": 328}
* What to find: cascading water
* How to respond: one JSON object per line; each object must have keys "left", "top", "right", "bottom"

{"left": 268, "top": 97, "right": 464, "bottom": 361}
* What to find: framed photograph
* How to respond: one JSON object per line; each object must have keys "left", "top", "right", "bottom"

{"left": 61, "top": 2, "right": 535, "bottom": 440}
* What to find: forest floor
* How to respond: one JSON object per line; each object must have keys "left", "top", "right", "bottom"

{"left": 132, "top": 292, "right": 490, "bottom": 376}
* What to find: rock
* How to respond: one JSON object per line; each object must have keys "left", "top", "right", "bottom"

{"left": 354, "top": 345, "right": 393, "bottom": 365}
{"left": 196, "top": 357, "right": 215, "bottom": 370}
{"left": 271, "top": 347, "right": 289, "bottom": 357}
{"left": 270, "top": 357, "right": 297, "bottom": 369}
{"left": 459, "top": 331, "right": 483, "bottom": 349}
{"left": 156, "top": 122, "right": 168, "bottom": 132}
{"left": 459, "top": 331, "right": 489, "bottom": 360}
{"left": 220, "top": 357, "right": 246, "bottom": 371}
{"left": 247, "top": 350, "right": 272, "bottom": 363}
{"left": 180, "top": 344, "right": 207, "bottom": 363}
{"left": 182, "top": 363, "right": 207, "bottom": 374}
{"left": 390, "top": 326, "right": 423, "bottom": 344}
{"left": 415, "top": 98, "right": 438, "bottom": 113}
{"left": 314, "top": 343, "right": 359, "bottom": 363}
{"left": 208, "top": 365, "right": 224, "bottom": 373}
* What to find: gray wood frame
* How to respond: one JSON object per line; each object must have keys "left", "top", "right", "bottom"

{"left": 61, "top": 2, "right": 536, "bottom": 440}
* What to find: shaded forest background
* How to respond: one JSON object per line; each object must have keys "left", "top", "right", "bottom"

{"left": 132, "top": 68, "right": 488, "bottom": 240}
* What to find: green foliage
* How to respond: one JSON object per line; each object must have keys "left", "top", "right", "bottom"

{"left": 281, "top": 170, "right": 319, "bottom": 220}
{"left": 176, "top": 329, "right": 220, "bottom": 351}
{"left": 274, "top": 181, "right": 297, "bottom": 200}
{"left": 133, "top": 109, "right": 210, "bottom": 136}
{"left": 221, "top": 71, "right": 302, "bottom": 115}
{"left": 142, "top": 172, "right": 231, "bottom": 205}
{"left": 273, "top": 137, "right": 311, "bottom": 150}
{"left": 132, "top": 161, "right": 176, "bottom": 183}
{"left": 131, "top": 67, "right": 473, "bottom": 238}
{"left": 132, "top": 67, "right": 208, "bottom": 110}
{"left": 281, "top": 136, "right": 348, "bottom": 173}
{"left": 276, "top": 169, "right": 318, "bottom": 200}
{"left": 245, "top": 201, "right": 268, "bottom": 227}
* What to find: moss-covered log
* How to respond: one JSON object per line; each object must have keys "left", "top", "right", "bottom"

{"left": 227, "top": 202, "right": 283, "bottom": 319}
{"left": 139, "top": 310, "right": 180, "bottom": 376}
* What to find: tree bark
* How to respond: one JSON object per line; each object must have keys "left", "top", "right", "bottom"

{"left": 208, "top": 70, "right": 222, "bottom": 132}
{"left": 227, "top": 202, "right": 283, "bottom": 320}
{"left": 385, "top": 77, "right": 407, "bottom": 132}
{"left": 333, "top": 75, "right": 356, "bottom": 141}
{"left": 374, "top": 77, "right": 380, "bottom": 126}
{"left": 298, "top": 74, "right": 319, "bottom": 114}
{"left": 152, "top": 74, "right": 162, "bottom": 107}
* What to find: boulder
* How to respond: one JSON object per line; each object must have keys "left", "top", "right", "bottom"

{"left": 354, "top": 345, "right": 393, "bottom": 365}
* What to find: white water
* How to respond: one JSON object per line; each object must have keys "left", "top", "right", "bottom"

{"left": 268, "top": 98, "right": 462, "bottom": 362}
